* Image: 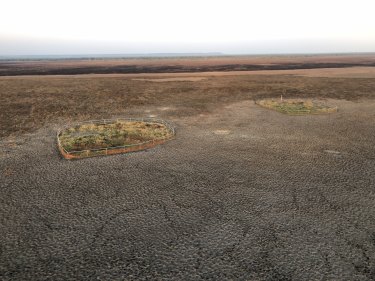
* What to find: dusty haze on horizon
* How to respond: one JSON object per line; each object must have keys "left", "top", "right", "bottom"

{"left": 1, "top": 0, "right": 374, "bottom": 56}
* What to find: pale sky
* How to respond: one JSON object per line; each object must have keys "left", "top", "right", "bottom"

{"left": 1, "top": 0, "right": 374, "bottom": 55}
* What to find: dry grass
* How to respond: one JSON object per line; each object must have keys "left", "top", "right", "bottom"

{"left": 58, "top": 120, "right": 173, "bottom": 153}
{"left": 1, "top": 67, "right": 375, "bottom": 139}
{"left": 256, "top": 98, "right": 337, "bottom": 115}
{"left": 1, "top": 54, "right": 374, "bottom": 76}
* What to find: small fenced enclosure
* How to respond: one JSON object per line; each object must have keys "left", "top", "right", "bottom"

{"left": 255, "top": 99, "right": 338, "bottom": 115}
{"left": 57, "top": 117, "right": 175, "bottom": 160}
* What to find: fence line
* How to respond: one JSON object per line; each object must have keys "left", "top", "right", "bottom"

{"left": 57, "top": 117, "right": 175, "bottom": 159}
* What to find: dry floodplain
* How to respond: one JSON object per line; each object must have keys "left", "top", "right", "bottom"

{"left": 1, "top": 60, "right": 375, "bottom": 280}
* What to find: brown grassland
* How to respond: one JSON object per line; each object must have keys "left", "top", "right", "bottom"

{"left": 2, "top": 55, "right": 375, "bottom": 280}
{"left": 1, "top": 62, "right": 375, "bottom": 138}
{"left": 1, "top": 54, "right": 375, "bottom": 76}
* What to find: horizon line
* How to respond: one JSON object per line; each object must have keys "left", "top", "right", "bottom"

{"left": 1, "top": 51, "right": 375, "bottom": 61}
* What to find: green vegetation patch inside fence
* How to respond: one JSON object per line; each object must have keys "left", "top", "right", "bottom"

{"left": 256, "top": 99, "right": 337, "bottom": 115}
{"left": 58, "top": 119, "right": 174, "bottom": 157}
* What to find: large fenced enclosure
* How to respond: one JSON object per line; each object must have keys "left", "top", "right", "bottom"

{"left": 57, "top": 117, "right": 175, "bottom": 159}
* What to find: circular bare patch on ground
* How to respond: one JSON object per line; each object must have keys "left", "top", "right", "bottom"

{"left": 324, "top": 150, "right": 341, "bottom": 154}
{"left": 213, "top": 130, "right": 231, "bottom": 135}
{"left": 256, "top": 98, "right": 337, "bottom": 115}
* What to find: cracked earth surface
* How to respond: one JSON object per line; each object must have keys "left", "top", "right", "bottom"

{"left": 1, "top": 99, "right": 375, "bottom": 280}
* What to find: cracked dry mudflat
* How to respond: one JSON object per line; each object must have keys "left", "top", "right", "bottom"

{"left": 1, "top": 100, "right": 375, "bottom": 280}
